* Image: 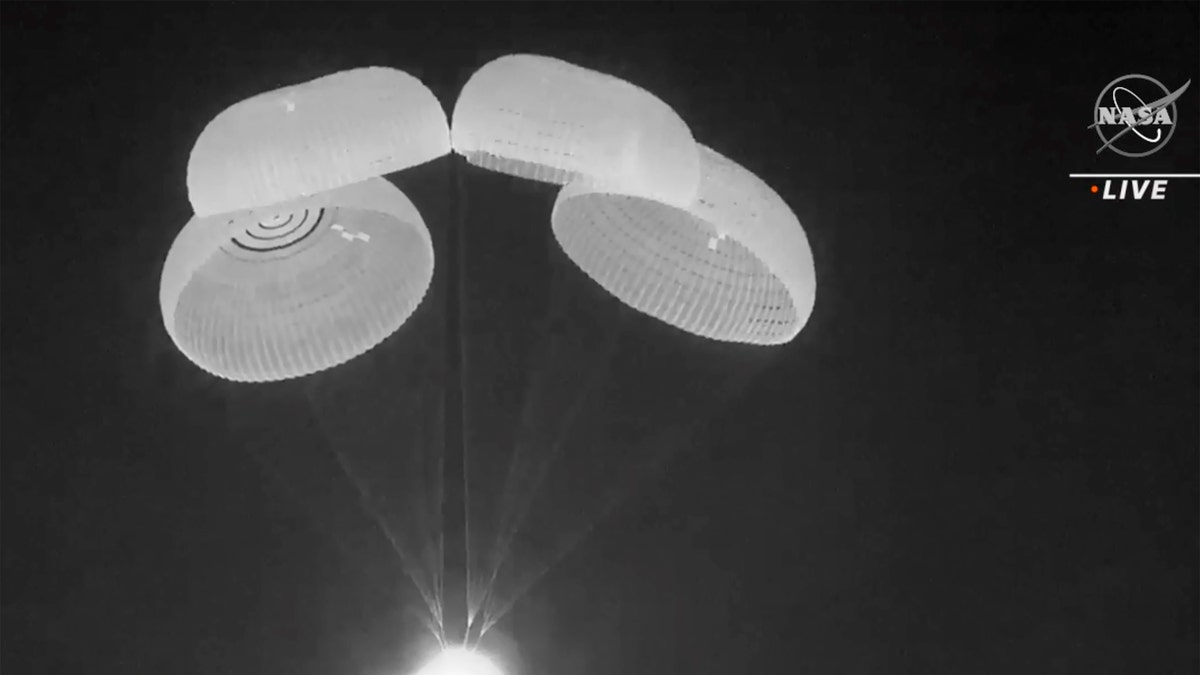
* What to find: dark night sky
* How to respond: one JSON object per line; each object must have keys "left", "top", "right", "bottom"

{"left": 3, "top": 3, "right": 1198, "bottom": 674}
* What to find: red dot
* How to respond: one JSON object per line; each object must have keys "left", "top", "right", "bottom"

{"left": 1090, "top": 185, "right": 1099, "bottom": 193}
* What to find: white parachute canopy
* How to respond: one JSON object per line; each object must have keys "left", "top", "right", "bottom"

{"left": 188, "top": 66, "right": 451, "bottom": 217}
{"left": 551, "top": 144, "right": 816, "bottom": 346}
{"left": 160, "top": 177, "right": 435, "bottom": 382}
{"left": 165, "top": 66, "right": 449, "bottom": 381}
{"left": 450, "top": 54, "right": 701, "bottom": 207}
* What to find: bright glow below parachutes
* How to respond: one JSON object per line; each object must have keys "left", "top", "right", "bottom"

{"left": 551, "top": 144, "right": 816, "bottom": 345}
{"left": 414, "top": 648, "right": 504, "bottom": 675}
{"left": 450, "top": 54, "right": 700, "bottom": 207}
{"left": 160, "top": 177, "right": 435, "bottom": 382}
{"left": 188, "top": 66, "right": 451, "bottom": 217}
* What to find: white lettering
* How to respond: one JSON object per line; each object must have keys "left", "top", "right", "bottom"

{"left": 1095, "top": 107, "right": 1174, "bottom": 126}
{"left": 1099, "top": 179, "right": 1170, "bottom": 200}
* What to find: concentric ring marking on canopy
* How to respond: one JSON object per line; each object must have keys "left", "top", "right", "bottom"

{"left": 228, "top": 207, "right": 324, "bottom": 253}
{"left": 160, "top": 177, "right": 435, "bottom": 382}
{"left": 188, "top": 67, "right": 451, "bottom": 217}
{"left": 450, "top": 54, "right": 700, "bottom": 206}
{"left": 551, "top": 144, "right": 815, "bottom": 345}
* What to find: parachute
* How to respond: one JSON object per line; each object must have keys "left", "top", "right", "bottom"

{"left": 451, "top": 54, "right": 813, "bottom": 346}
{"left": 160, "top": 177, "right": 435, "bottom": 382}
{"left": 158, "top": 54, "right": 819, "bottom": 650}
{"left": 450, "top": 54, "right": 701, "bottom": 207}
{"left": 551, "top": 144, "right": 816, "bottom": 345}
{"left": 162, "top": 67, "right": 449, "bottom": 382}
{"left": 163, "top": 57, "right": 815, "bottom": 384}
{"left": 188, "top": 66, "right": 450, "bottom": 217}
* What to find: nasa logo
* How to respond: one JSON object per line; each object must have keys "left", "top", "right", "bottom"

{"left": 1090, "top": 74, "right": 1190, "bottom": 157}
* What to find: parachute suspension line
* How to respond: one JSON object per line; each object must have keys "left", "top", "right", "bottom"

{"left": 418, "top": 606, "right": 446, "bottom": 647}
{"left": 481, "top": 251, "right": 583, "bottom": 593}
{"left": 454, "top": 149, "right": 478, "bottom": 645}
{"left": 434, "top": 439, "right": 446, "bottom": 647}
{"left": 482, "top": 346, "right": 776, "bottom": 635}
{"left": 443, "top": 148, "right": 470, "bottom": 647}
{"left": 476, "top": 288, "right": 632, "bottom": 637}
{"left": 479, "top": 376, "right": 631, "bottom": 635}
{"left": 311, "top": 407, "right": 443, "bottom": 624}
{"left": 471, "top": 577, "right": 500, "bottom": 642}
{"left": 470, "top": 274, "right": 564, "bottom": 635}
{"left": 239, "top": 424, "right": 362, "bottom": 573}
{"left": 487, "top": 347, "right": 605, "bottom": 576}
{"left": 481, "top": 418, "right": 684, "bottom": 635}
{"left": 431, "top": 444, "right": 445, "bottom": 648}
{"left": 480, "top": 481, "right": 616, "bottom": 635}
{"left": 299, "top": 382, "right": 445, "bottom": 640}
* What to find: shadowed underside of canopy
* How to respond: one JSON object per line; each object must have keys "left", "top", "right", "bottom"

{"left": 551, "top": 145, "right": 815, "bottom": 345}
{"left": 161, "top": 178, "right": 435, "bottom": 382}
